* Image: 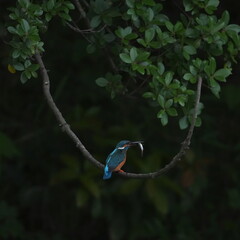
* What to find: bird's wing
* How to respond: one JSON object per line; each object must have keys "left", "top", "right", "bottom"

{"left": 106, "top": 150, "right": 125, "bottom": 171}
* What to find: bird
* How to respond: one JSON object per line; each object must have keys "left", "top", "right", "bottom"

{"left": 103, "top": 140, "right": 143, "bottom": 180}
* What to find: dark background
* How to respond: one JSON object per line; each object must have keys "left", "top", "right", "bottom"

{"left": 0, "top": 0, "right": 240, "bottom": 239}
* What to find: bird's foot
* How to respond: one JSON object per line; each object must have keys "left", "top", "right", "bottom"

{"left": 117, "top": 169, "right": 124, "bottom": 173}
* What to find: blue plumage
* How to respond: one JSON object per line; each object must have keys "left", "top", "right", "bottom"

{"left": 103, "top": 140, "right": 143, "bottom": 180}
{"left": 103, "top": 165, "right": 112, "bottom": 180}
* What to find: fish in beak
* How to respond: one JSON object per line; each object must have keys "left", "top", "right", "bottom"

{"left": 129, "top": 141, "right": 144, "bottom": 156}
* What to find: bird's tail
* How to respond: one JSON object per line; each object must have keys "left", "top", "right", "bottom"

{"left": 103, "top": 166, "right": 112, "bottom": 180}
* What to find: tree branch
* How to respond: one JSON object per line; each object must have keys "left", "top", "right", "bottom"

{"left": 119, "top": 76, "right": 203, "bottom": 178}
{"left": 35, "top": 53, "right": 104, "bottom": 170}
{"left": 35, "top": 53, "right": 202, "bottom": 179}
{"left": 72, "top": 0, "right": 90, "bottom": 27}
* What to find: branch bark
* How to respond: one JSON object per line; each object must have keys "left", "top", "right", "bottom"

{"left": 35, "top": 53, "right": 104, "bottom": 170}
{"left": 35, "top": 53, "right": 202, "bottom": 179}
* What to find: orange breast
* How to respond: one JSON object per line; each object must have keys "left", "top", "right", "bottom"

{"left": 113, "top": 157, "right": 126, "bottom": 172}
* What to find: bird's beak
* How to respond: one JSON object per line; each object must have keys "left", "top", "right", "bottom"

{"left": 128, "top": 141, "right": 144, "bottom": 156}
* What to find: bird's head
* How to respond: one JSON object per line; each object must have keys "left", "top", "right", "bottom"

{"left": 116, "top": 140, "right": 144, "bottom": 155}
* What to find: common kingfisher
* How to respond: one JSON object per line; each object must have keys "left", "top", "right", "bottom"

{"left": 103, "top": 140, "right": 143, "bottom": 180}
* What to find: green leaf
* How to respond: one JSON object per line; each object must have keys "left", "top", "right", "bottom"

{"left": 158, "top": 62, "right": 165, "bottom": 75}
{"left": 31, "top": 71, "right": 38, "bottom": 78}
{"left": 136, "top": 51, "right": 150, "bottom": 62}
{"left": 130, "top": 47, "right": 138, "bottom": 62}
{"left": 28, "top": 64, "right": 39, "bottom": 71}
{"left": 164, "top": 72, "right": 173, "bottom": 85}
{"left": 206, "top": 0, "right": 219, "bottom": 8}
{"left": 123, "top": 26, "right": 132, "bottom": 36}
{"left": 18, "top": 0, "right": 30, "bottom": 8}
{"left": 34, "top": 9, "right": 43, "bottom": 16}
{"left": 7, "top": 26, "right": 17, "bottom": 34}
{"left": 47, "top": 0, "right": 55, "bottom": 10}
{"left": 136, "top": 65, "right": 145, "bottom": 75}
{"left": 137, "top": 38, "right": 147, "bottom": 47}
{"left": 179, "top": 116, "right": 188, "bottom": 130}
{"left": 165, "top": 99, "right": 173, "bottom": 109}
{"left": 9, "top": 13, "right": 17, "bottom": 20}
{"left": 205, "top": 0, "right": 219, "bottom": 14}
{"left": 214, "top": 68, "right": 232, "bottom": 81}
{"left": 143, "top": 92, "right": 154, "bottom": 99}
{"left": 177, "top": 95, "right": 187, "bottom": 106}
{"left": 157, "top": 94, "right": 165, "bottom": 108}
{"left": 185, "top": 28, "right": 200, "bottom": 38}
{"left": 12, "top": 49, "right": 20, "bottom": 59}
{"left": 209, "top": 57, "right": 216, "bottom": 74}
{"left": 145, "top": 28, "right": 155, "bottom": 43}
{"left": 20, "top": 72, "right": 28, "bottom": 84}
{"left": 90, "top": 16, "right": 101, "bottom": 28}
{"left": 119, "top": 53, "right": 132, "bottom": 63}
{"left": 174, "top": 22, "right": 183, "bottom": 33}
{"left": 103, "top": 33, "right": 115, "bottom": 42}
{"left": 183, "top": 51, "right": 190, "bottom": 60}
{"left": 165, "top": 21, "right": 173, "bottom": 32}
{"left": 147, "top": 8, "right": 154, "bottom": 22}
{"left": 161, "top": 112, "right": 168, "bottom": 126}
{"left": 221, "top": 11, "right": 230, "bottom": 25}
{"left": 195, "top": 117, "right": 202, "bottom": 127}
{"left": 65, "top": 2, "right": 75, "bottom": 10}
{"left": 126, "top": 0, "right": 134, "bottom": 8}
{"left": 167, "top": 108, "right": 178, "bottom": 117}
{"left": 190, "top": 65, "right": 197, "bottom": 75}
{"left": 183, "top": 0, "right": 194, "bottom": 12}
{"left": 25, "top": 70, "right": 31, "bottom": 79}
{"left": 125, "top": 33, "right": 138, "bottom": 40}
{"left": 210, "top": 79, "right": 221, "bottom": 98}
{"left": 45, "top": 13, "right": 52, "bottom": 22}
{"left": 59, "top": 12, "right": 71, "bottom": 21}
{"left": 170, "top": 80, "right": 180, "bottom": 89}
{"left": 95, "top": 77, "right": 108, "bottom": 87}
{"left": 183, "top": 73, "right": 192, "bottom": 81}
{"left": 183, "top": 45, "right": 196, "bottom": 55}
{"left": 157, "top": 110, "right": 168, "bottom": 126}
{"left": 13, "top": 62, "right": 24, "bottom": 71}
{"left": 20, "top": 19, "right": 30, "bottom": 33}
{"left": 24, "top": 60, "right": 31, "bottom": 68}
{"left": 225, "top": 24, "right": 240, "bottom": 33}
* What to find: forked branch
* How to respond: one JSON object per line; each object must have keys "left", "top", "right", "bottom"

{"left": 35, "top": 53, "right": 202, "bottom": 179}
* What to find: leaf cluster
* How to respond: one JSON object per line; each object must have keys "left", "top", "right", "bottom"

{"left": 7, "top": 0, "right": 74, "bottom": 83}
{"left": 7, "top": 0, "right": 240, "bottom": 128}
{"left": 90, "top": 0, "right": 240, "bottom": 127}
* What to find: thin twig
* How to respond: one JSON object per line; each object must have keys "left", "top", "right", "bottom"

{"left": 35, "top": 53, "right": 104, "bottom": 170}
{"left": 66, "top": 23, "right": 93, "bottom": 33}
{"left": 66, "top": 22, "right": 106, "bottom": 34}
{"left": 72, "top": 0, "right": 90, "bottom": 27}
{"left": 67, "top": 22, "right": 119, "bottom": 72}
{"left": 35, "top": 53, "right": 202, "bottom": 179}
{"left": 72, "top": 0, "right": 86, "bottom": 18}
{"left": 81, "top": 0, "right": 89, "bottom": 8}
{"left": 127, "top": 77, "right": 150, "bottom": 97}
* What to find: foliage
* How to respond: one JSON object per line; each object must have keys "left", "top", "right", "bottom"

{"left": 7, "top": 0, "right": 240, "bottom": 128}
{"left": 89, "top": 0, "right": 240, "bottom": 127}
{"left": 7, "top": 0, "right": 74, "bottom": 83}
